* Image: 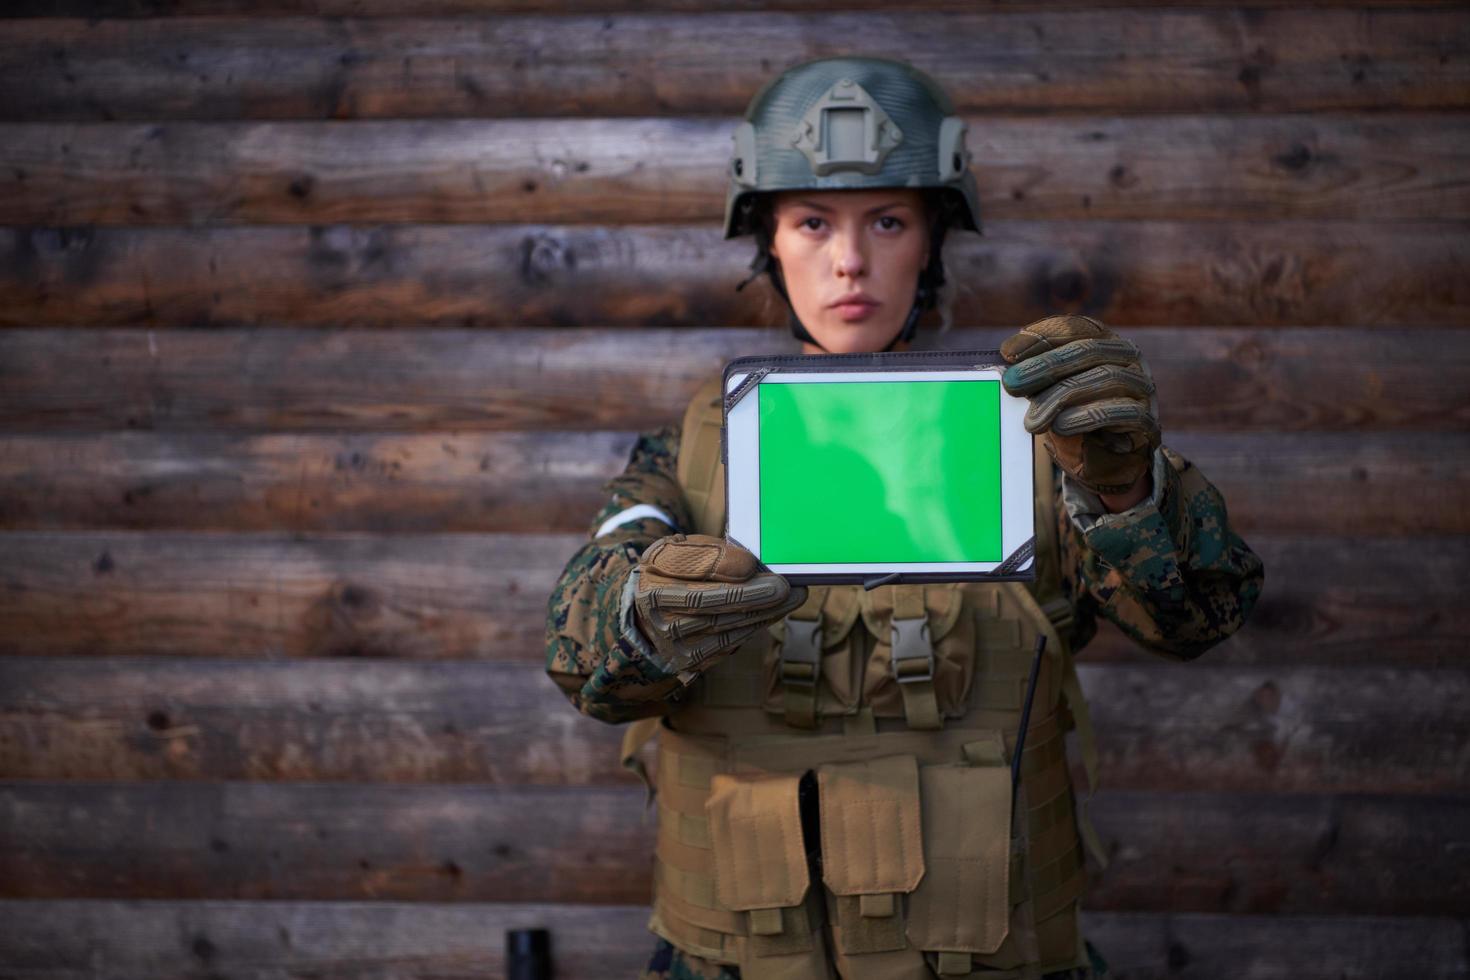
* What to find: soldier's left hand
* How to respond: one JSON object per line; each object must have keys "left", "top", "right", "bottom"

{"left": 999, "top": 314, "right": 1160, "bottom": 498}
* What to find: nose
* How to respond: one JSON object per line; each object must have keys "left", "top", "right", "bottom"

{"left": 832, "top": 229, "right": 866, "bottom": 279}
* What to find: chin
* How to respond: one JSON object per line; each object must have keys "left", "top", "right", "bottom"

{"left": 809, "top": 319, "right": 905, "bottom": 354}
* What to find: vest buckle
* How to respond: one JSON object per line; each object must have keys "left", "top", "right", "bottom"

{"left": 890, "top": 616, "right": 934, "bottom": 684}
{"left": 781, "top": 614, "right": 823, "bottom": 688}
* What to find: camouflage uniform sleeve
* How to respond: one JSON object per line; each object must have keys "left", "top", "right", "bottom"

{"left": 544, "top": 425, "right": 696, "bottom": 724}
{"left": 1055, "top": 444, "right": 1264, "bottom": 660}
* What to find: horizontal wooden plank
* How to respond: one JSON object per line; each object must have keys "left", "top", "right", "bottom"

{"left": 0, "top": 430, "right": 1464, "bottom": 536}
{"left": 0, "top": 530, "right": 560, "bottom": 661}
{"left": 1081, "top": 664, "right": 1470, "bottom": 794}
{"left": 6, "top": 113, "right": 1469, "bottom": 225}
{"left": 1087, "top": 792, "right": 1470, "bottom": 918}
{"left": 3, "top": 222, "right": 1467, "bottom": 328}
{"left": 0, "top": 531, "right": 1463, "bottom": 666}
{"left": 0, "top": 903, "right": 1462, "bottom": 980}
{"left": 2, "top": 657, "right": 1465, "bottom": 795}
{"left": 2, "top": 327, "right": 1465, "bottom": 434}
{"left": 0, "top": 657, "right": 634, "bottom": 785}
{"left": 0, "top": 900, "right": 656, "bottom": 980}
{"left": 1, "top": 10, "right": 1466, "bottom": 120}
{"left": 1158, "top": 431, "right": 1470, "bottom": 536}
{"left": 0, "top": 430, "right": 631, "bottom": 533}
{"left": 1082, "top": 912, "right": 1470, "bottom": 980}
{"left": 11, "top": 0, "right": 1470, "bottom": 14}
{"left": 1, "top": 781, "right": 1465, "bottom": 915}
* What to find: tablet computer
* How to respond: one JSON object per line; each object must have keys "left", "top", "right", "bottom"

{"left": 722, "top": 350, "right": 1035, "bottom": 586}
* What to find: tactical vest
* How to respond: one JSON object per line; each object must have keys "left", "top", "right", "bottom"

{"left": 620, "top": 376, "right": 1108, "bottom": 980}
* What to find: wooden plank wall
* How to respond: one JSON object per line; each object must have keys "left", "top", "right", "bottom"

{"left": 1, "top": 3, "right": 1468, "bottom": 977}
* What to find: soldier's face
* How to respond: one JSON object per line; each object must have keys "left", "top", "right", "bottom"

{"left": 768, "top": 189, "right": 931, "bottom": 354}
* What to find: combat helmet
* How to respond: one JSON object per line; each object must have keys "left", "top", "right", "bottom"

{"left": 725, "top": 57, "right": 983, "bottom": 350}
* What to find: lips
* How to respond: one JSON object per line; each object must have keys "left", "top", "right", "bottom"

{"left": 831, "top": 294, "right": 880, "bottom": 322}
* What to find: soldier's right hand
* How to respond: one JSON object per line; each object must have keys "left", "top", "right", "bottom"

{"left": 630, "top": 533, "right": 807, "bottom": 677}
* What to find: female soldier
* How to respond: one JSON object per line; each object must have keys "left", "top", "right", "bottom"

{"left": 545, "top": 57, "right": 1263, "bottom": 980}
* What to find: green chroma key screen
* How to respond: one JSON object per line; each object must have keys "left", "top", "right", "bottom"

{"left": 757, "top": 380, "right": 1002, "bottom": 564}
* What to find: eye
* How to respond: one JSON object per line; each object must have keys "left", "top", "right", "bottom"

{"left": 799, "top": 216, "right": 825, "bottom": 231}
{"left": 876, "top": 215, "right": 905, "bottom": 232}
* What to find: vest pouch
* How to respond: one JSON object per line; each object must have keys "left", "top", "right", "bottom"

{"left": 906, "top": 749, "right": 1014, "bottom": 969}
{"left": 705, "top": 771, "right": 820, "bottom": 963}
{"left": 860, "top": 584, "right": 974, "bottom": 727}
{"left": 764, "top": 585, "right": 864, "bottom": 728}
{"left": 816, "top": 754, "right": 925, "bottom": 957}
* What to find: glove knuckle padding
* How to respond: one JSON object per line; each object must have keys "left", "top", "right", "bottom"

{"left": 1053, "top": 396, "right": 1156, "bottom": 436}
{"left": 998, "top": 316, "right": 1165, "bottom": 496}
{"left": 642, "top": 532, "right": 758, "bottom": 583}
{"left": 633, "top": 532, "right": 808, "bottom": 673}
{"left": 1022, "top": 363, "right": 1155, "bottom": 432}
{"left": 999, "top": 313, "right": 1111, "bottom": 363}
{"left": 1004, "top": 338, "right": 1141, "bottom": 395}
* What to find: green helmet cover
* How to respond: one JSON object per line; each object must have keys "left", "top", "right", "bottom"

{"left": 724, "top": 56, "right": 982, "bottom": 239}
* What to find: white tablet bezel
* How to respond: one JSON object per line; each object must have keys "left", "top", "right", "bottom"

{"left": 723, "top": 357, "right": 1036, "bottom": 585}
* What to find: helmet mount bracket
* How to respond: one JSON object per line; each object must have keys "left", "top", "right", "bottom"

{"left": 792, "top": 79, "right": 904, "bottom": 177}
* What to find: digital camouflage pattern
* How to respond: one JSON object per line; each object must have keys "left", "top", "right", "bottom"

{"left": 545, "top": 426, "right": 695, "bottom": 723}
{"left": 1055, "top": 444, "right": 1264, "bottom": 660}
{"left": 636, "top": 936, "right": 1112, "bottom": 980}
{"left": 546, "top": 424, "right": 1264, "bottom": 724}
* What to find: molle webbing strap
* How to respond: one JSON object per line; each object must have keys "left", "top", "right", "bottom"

{"left": 677, "top": 376, "right": 728, "bottom": 537}
{"left": 697, "top": 632, "right": 769, "bottom": 709}
{"left": 657, "top": 857, "right": 720, "bottom": 913}
{"left": 780, "top": 587, "right": 828, "bottom": 729}
{"left": 892, "top": 587, "right": 942, "bottom": 730}
{"left": 660, "top": 799, "right": 713, "bottom": 848}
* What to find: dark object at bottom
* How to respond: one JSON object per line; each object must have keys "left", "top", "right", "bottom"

{"left": 507, "top": 928, "right": 551, "bottom": 980}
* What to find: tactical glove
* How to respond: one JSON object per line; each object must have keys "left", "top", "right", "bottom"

{"left": 1000, "top": 314, "right": 1161, "bottom": 497}
{"left": 627, "top": 533, "right": 807, "bottom": 678}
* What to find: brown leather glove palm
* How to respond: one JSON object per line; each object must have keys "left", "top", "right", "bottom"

{"left": 629, "top": 533, "right": 807, "bottom": 677}
{"left": 1000, "top": 314, "right": 1161, "bottom": 497}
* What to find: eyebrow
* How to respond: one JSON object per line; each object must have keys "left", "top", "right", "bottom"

{"left": 792, "top": 199, "right": 915, "bottom": 216}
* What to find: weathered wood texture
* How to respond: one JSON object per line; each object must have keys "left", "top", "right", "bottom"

{"left": 0, "top": 430, "right": 1464, "bottom": 536}
{"left": 12, "top": 0, "right": 1470, "bottom": 14}
{"left": 3, "top": 222, "right": 1468, "bottom": 327}
{"left": 6, "top": 113, "right": 1469, "bottom": 225}
{"left": 2, "top": 327, "right": 1465, "bottom": 434}
{"left": 2, "top": 10, "right": 1466, "bottom": 120}
{"left": 0, "top": 531, "right": 1462, "bottom": 666}
{"left": 0, "top": 902, "right": 1461, "bottom": 980}
{"left": 0, "top": 900, "right": 657, "bottom": 980}
{"left": 0, "top": 430, "right": 632, "bottom": 534}
{"left": 1, "top": 781, "right": 1466, "bottom": 915}
{"left": 1, "top": 3, "right": 1466, "bottom": 975}
{"left": 2, "top": 657, "right": 1465, "bottom": 795}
